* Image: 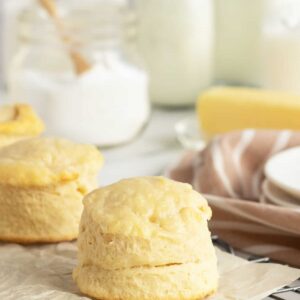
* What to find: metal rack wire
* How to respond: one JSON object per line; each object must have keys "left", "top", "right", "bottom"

{"left": 212, "top": 236, "right": 300, "bottom": 300}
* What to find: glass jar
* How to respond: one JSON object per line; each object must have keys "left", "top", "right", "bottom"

{"left": 262, "top": 0, "right": 300, "bottom": 93}
{"left": 1, "top": 0, "right": 33, "bottom": 88}
{"left": 8, "top": 0, "right": 150, "bottom": 147}
{"left": 213, "top": 0, "right": 264, "bottom": 86}
{"left": 135, "top": 0, "right": 213, "bottom": 107}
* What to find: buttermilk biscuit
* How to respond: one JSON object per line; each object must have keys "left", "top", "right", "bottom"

{"left": 0, "top": 103, "right": 44, "bottom": 147}
{"left": 0, "top": 137, "right": 103, "bottom": 243}
{"left": 73, "top": 176, "right": 218, "bottom": 300}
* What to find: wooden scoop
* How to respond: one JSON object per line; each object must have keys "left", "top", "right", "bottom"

{"left": 39, "top": 0, "right": 91, "bottom": 75}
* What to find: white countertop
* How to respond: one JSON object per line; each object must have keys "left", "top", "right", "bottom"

{"left": 99, "top": 107, "right": 194, "bottom": 185}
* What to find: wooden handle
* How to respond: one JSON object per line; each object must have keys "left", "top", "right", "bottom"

{"left": 69, "top": 50, "right": 91, "bottom": 75}
{"left": 39, "top": 0, "right": 57, "bottom": 18}
{"left": 39, "top": 0, "right": 91, "bottom": 75}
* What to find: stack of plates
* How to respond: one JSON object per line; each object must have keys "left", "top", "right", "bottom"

{"left": 263, "top": 147, "right": 300, "bottom": 210}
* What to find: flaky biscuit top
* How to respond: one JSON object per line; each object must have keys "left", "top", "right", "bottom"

{"left": 0, "top": 137, "right": 103, "bottom": 187}
{"left": 0, "top": 104, "right": 44, "bottom": 136}
{"left": 83, "top": 176, "right": 211, "bottom": 239}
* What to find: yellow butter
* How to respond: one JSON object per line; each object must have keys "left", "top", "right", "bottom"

{"left": 197, "top": 87, "right": 300, "bottom": 137}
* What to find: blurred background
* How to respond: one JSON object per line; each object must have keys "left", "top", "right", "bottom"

{"left": 2, "top": 0, "right": 300, "bottom": 95}
{"left": 1, "top": 0, "right": 300, "bottom": 184}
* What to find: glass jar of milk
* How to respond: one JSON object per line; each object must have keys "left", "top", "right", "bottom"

{"left": 8, "top": 0, "right": 150, "bottom": 147}
{"left": 262, "top": 0, "right": 300, "bottom": 93}
{"left": 135, "top": 0, "right": 213, "bottom": 107}
{"left": 213, "top": 0, "right": 264, "bottom": 87}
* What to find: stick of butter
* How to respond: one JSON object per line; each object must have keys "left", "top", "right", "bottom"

{"left": 197, "top": 87, "right": 300, "bottom": 137}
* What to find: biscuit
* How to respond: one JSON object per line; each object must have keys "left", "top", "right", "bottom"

{"left": 73, "top": 176, "right": 218, "bottom": 300}
{"left": 0, "top": 137, "right": 103, "bottom": 243}
{"left": 0, "top": 103, "right": 44, "bottom": 147}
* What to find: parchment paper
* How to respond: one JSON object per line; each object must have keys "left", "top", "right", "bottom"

{"left": 0, "top": 243, "right": 299, "bottom": 300}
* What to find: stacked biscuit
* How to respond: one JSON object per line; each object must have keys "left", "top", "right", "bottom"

{"left": 73, "top": 176, "right": 218, "bottom": 300}
{"left": 0, "top": 137, "right": 103, "bottom": 243}
{"left": 0, "top": 103, "right": 44, "bottom": 147}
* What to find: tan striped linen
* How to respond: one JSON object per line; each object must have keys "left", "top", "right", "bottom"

{"left": 167, "top": 130, "right": 300, "bottom": 267}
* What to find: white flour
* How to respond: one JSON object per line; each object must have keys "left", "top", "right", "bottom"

{"left": 10, "top": 53, "right": 149, "bottom": 146}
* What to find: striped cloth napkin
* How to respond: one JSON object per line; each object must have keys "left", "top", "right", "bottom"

{"left": 167, "top": 130, "right": 300, "bottom": 267}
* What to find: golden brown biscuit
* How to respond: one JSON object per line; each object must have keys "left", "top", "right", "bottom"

{"left": 73, "top": 176, "right": 218, "bottom": 300}
{"left": 0, "top": 103, "right": 44, "bottom": 147}
{"left": 0, "top": 137, "right": 103, "bottom": 243}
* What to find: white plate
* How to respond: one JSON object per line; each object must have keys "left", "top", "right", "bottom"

{"left": 262, "top": 180, "right": 300, "bottom": 210}
{"left": 265, "top": 146, "right": 300, "bottom": 199}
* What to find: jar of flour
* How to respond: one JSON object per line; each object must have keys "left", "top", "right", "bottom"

{"left": 9, "top": 0, "right": 150, "bottom": 146}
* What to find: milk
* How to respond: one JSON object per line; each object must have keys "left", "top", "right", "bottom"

{"left": 136, "top": 0, "right": 213, "bottom": 106}
{"left": 263, "top": 33, "right": 300, "bottom": 93}
{"left": 262, "top": 0, "right": 300, "bottom": 93}
{"left": 213, "top": 0, "right": 264, "bottom": 86}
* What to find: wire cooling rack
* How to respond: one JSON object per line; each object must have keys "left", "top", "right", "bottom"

{"left": 212, "top": 236, "right": 300, "bottom": 300}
